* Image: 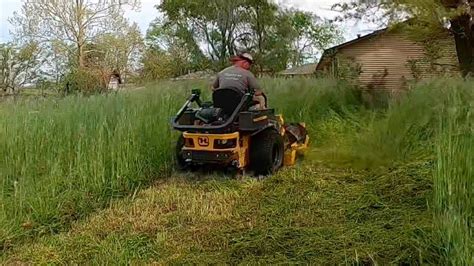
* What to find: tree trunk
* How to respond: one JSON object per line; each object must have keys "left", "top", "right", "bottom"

{"left": 450, "top": 12, "right": 474, "bottom": 76}
{"left": 256, "top": 5, "right": 264, "bottom": 75}
{"left": 78, "top": 42, "right": 85, "bottom": 68}
{"left": 76, "top": 0, "right": 85, "bottom": 68}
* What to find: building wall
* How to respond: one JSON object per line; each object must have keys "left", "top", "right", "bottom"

{"left": 322, "top": 32, "right": 459, "bottom": 92}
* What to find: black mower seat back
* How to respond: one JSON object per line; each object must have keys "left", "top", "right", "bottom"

{"left": 172, "top": 87, "right": 253, "bottom": 133}
{"left": 213, "top": 87, "right": 247, "bottom": 117}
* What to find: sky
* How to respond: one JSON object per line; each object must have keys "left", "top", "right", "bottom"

{"left": 0, "top": 0, "right": 380, "bottom": 44}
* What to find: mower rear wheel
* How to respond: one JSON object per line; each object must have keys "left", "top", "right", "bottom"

{"left": 250, "top": 129, "right": 284, "bottom": 176}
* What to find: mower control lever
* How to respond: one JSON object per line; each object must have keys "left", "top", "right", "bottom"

{"left": 175, "top": 89, "right": 202, "bottom": 119}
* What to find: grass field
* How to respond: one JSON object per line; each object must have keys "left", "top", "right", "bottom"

{"left": 0, "top": 78, "right": 472, "bottom": 264}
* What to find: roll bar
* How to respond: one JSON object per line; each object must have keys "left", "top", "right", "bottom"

{"left": 171, "top": 89, "right": 253, "bottom": 132}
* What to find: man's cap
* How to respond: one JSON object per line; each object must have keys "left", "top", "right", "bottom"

{"left": 239, "top": 53, "right": 254, "bottom": 63}
{"left": 231, "top": 52, "right": 254, "bottom": 64}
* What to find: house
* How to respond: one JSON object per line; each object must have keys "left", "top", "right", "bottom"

{"left": 278, "top": 63, "right": 318, "bottom": 77}
{"left": 316, "top": 26, "right": 459, "bottom": 93}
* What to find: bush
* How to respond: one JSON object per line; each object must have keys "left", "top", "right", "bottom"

{"left": 62, "top": 69, "right": 104, "bottom": 95}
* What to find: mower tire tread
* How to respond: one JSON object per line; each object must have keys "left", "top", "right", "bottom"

{"left": 250, "top": 129, "right": 284, "bottom": 176}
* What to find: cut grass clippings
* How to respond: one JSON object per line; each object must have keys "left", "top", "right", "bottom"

{"left": 2, "top": 162, "right": 432, "bottom": 264}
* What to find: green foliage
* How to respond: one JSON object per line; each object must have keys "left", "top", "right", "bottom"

{"left": 141, "top": 49, "right": 178, "bottom": 80}
{"left": 158, "top": 0, "right": 247, "bottom": 67}
{"left": 145, "top": 0, "right": 343, "bottom": 77}
{"left": 0, "top": 85, "right": 184, "bottom": 249}
{"left": 314, "top": 78, "right": 474, "bottom": 263}
{"left": 323, "top": 54, "right": 363, "bottom": 82}
{"left": 88, "top": 21, "right": 144, "bottom": 76}
{"left": 284, "top": 10, "right": 343, "bottom": 67}
{"left": 143, "top": 18, "right": 210, "bottom": 79}
{"left": 265, "top": 78, "right": 362, "bottom": 123}
{"left": 0, "top": 42, "right": 41, "bottom": 93}
{"left": 10, "top": 0, "right": 141, "bottom": 77}
{"left": 62, "top": 69, "right": 105, "bottom": 95}
{"left": 344, "top": 79, "right": 473, "bottom": 168}
{"left": 238, "top": 0, "right": 291, "bottom": 73}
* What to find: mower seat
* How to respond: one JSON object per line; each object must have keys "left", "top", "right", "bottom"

{"left": 212, "top": 87, "right": 247, "bottom": 117}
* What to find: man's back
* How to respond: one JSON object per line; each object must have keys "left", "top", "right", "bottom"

{"left": 213, "top": 66, "right": 260, "bottom": 93}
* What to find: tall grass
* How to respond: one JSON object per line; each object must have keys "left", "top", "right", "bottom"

{"left": 341, "top": 79, "right": 474, "bottom": 263}
{"left": 1, "top": 77, "right": 472, "bottom": 264}
{"left": 432, "top": 82, "right": 473, "bottom": 265}
{"left": 0, "top": 86, "right": 185, "bottom": 245}
{"left": 342, "top": 80, "right": 471, "bottom": 167}
{"left": 0, "top": 78, "right": 358, "bottom": 248}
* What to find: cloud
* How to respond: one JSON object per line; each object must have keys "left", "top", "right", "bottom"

{"left": 123, "top": 0, "right": 160, "bottom": 35}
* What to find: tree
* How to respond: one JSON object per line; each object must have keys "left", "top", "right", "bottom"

{"left": 10, "top": 0, "right": 140, "bottom": 69}
{"left": 0, "top": 42, "right": 41, "bottom": 93}
{"left": 150, "top": 0, "right": 343, "bottom": 75}
{"left": 41, "top": 40, "right": 72, "bottom": 85}
{"left": 237, "top": 0, "right": 292, "bottom": 73}
{"left": 334, "top": 0, "right": 474, "bottom": 76}
{"left": 159, "top": 0, "right": 247, "bottom": 68}
{"left": 146, "top": 17, "right": 210, "bottom": 77}
{"left": 141, "top": 49, "right": 182, "bottom": 80}
{"left": 237, "top": 7, "right": 341, "bottom": 70}
{"left": 285, "top": 10, "right": 343, "bottom": 67}
{"left": 86, "top": 20, "right": 144, "bottom": 85}
{"left": 241, "top": 0, "right": 279, "bottom": 57}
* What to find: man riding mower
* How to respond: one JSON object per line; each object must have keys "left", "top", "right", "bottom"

{"left": 171, "top": 53, "right": 309, "bottom": 175}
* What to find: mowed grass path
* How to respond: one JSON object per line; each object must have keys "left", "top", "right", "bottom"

{"left": 3, "top": 162, "right": 432, "bottom": 264}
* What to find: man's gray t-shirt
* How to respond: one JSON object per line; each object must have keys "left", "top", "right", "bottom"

{"left": 213, "top": 66, "right": 261, "bottom": 93}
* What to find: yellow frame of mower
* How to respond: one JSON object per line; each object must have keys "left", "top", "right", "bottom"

{"left": 182, "top": 132, "right": 250, "bottom": 169}
{"left": 181, "top": 124, "right": 309, "bottom": 170}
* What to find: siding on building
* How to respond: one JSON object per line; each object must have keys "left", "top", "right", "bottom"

{"left": 279, "top": 63, "right": 318, "bottom": 76}
{"left": 317, "top": 30, "right": 459, "bottom": 92}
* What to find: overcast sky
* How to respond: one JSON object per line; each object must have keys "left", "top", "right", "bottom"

{"left": 0, "top": 0, "right": 380, "bottom": 44}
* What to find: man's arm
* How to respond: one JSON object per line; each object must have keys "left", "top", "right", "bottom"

{"left": 212, "top": 75, "right": 220, "bottom": 91}
{"left": 247, "top": 73, "right": 263, "bottom": 95}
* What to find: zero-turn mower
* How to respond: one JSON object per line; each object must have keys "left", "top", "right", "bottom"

{"left": 171, "top": 87, "right": 309, "bottom": 175}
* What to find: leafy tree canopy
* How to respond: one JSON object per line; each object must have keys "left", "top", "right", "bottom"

{"left": 144, "top": 0, "right": 343, "bottom": 78}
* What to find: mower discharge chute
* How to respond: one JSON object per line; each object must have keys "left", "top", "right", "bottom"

{"left": 171, "top": 88, "right": 309, "bottom": 175}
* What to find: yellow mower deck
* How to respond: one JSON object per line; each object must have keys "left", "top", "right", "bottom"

{"left": 284, "top": 134, "right": 310, "bottom": 166}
